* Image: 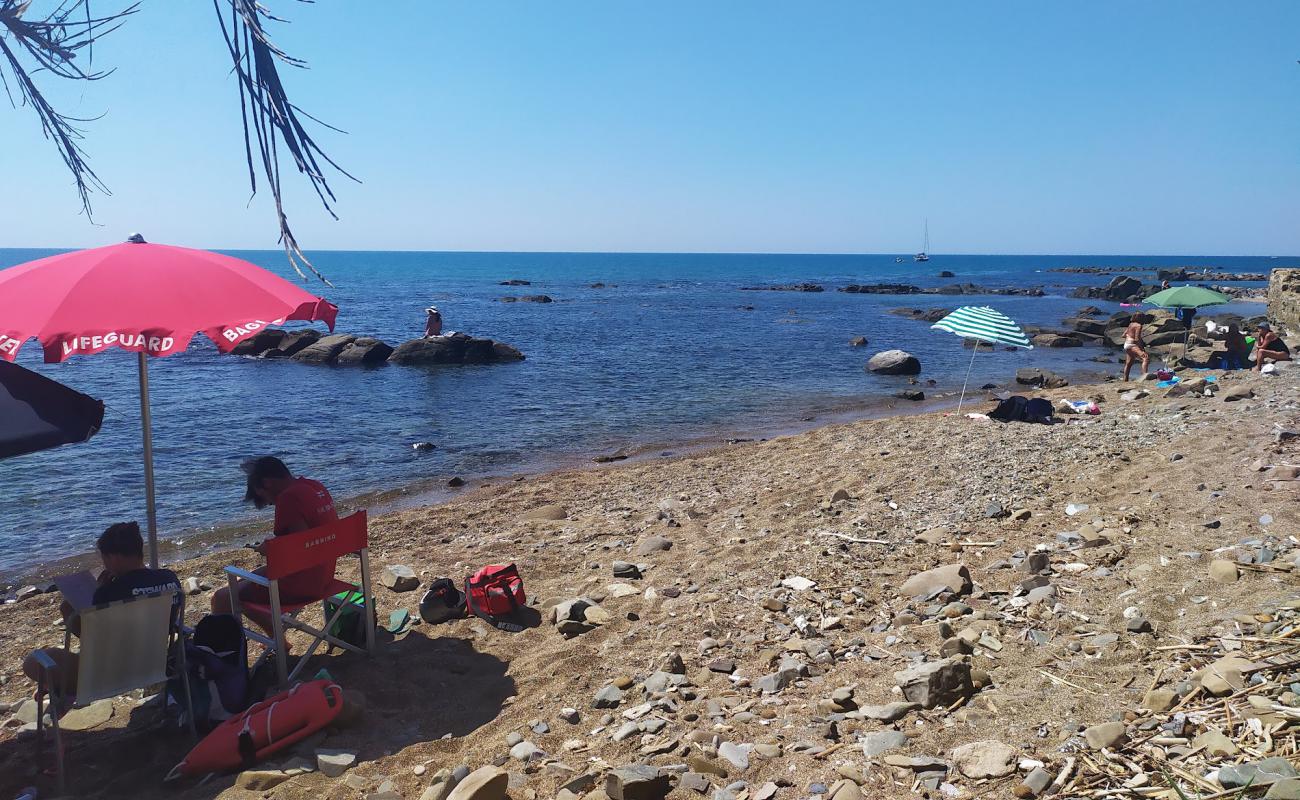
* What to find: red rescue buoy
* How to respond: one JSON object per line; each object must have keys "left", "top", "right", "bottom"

{"left": 168, "top": 679, "right": 343, "bottom": 780}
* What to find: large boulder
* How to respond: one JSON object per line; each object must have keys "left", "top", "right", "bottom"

{"left": 1067, "top": 318, "right": 1108, "bottom": 336}
{"left": 900, "top": 564, "right": 972, "bottom": 598}
{"left": 263, "top": 329, "right": 322, "bottom": 358}
{"left": 1032, "top": 333, "right": 1082, "bottom": 348}
{"left": 231, "top": 329, "right": 287, "bottom": 356}
{"left": 867, "top": 350, "right": 922, "bottom": 375}
{"left": 292, "top": 334, "right": 357, "bottom": 364}
{"left": 335, "top": 337, "right": 395, "bottom": 366}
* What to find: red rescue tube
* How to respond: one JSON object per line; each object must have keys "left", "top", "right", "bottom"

{"left": 167, "top": 679, "right": 343, "bottom": 779}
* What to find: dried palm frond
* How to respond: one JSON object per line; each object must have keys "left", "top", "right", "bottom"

{"left": 0, "top": 0, "right": 139, "bottom": 218}
{"left": 213, "top": 0, "right": 358, "bottom": 285}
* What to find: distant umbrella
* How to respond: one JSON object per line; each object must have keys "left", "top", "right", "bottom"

{"left": 0, "top": 361, "right": 104, "bottom": 460}
{"left": 1143, "top": 285, "right": 1231, "bottom": 309}
{"left": 931, "top": 306, "right": 1033, "bottom": 413}
{"left": 1144, "top": 286, "right": 1231, "bottom": 356}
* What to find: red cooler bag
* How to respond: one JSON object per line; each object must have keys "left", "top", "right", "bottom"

{"left": 465, "top": 564, "right": 526, "bottom": 631}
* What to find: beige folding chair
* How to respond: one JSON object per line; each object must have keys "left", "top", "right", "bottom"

{"left": 33, "top": 590, "right": 193, "bottom": 793}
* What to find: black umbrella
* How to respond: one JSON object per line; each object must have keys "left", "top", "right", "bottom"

{"left": 0, "top": 361, "right": 105, "bottom": 459}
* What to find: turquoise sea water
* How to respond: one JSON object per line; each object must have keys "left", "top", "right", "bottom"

{"left": 0, "top": 250, "right": 1280, "bottom": 577}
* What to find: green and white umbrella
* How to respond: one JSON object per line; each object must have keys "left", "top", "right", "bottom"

{"left": 931, "top": 306, "right": 1033, "bottom": 413}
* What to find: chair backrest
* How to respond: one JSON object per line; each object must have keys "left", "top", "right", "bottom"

{"left": 262, "top": 511, "right": 368, "bottom": 581}
{"left": 76, "top": 591, "right": 177, "bottom": 704}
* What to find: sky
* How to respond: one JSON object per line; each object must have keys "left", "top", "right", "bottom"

{"left": 1, "top": 1, "right": 1298, "bottom": 255}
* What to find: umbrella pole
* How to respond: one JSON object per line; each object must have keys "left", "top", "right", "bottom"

{"left": 137, "top": 353, "right": 159, "bottom": 569}
{"left": 957, "top": 340, "right": 980, "bottom": 415}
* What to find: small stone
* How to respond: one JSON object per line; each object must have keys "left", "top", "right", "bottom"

{"left": 861, "top": 730, "right": 909, "bottom": 757}
{"left": 594, "top": 685, "right": 624, "bottom": 708}
{"left": 236, "top": 769, "right": 291, "bottom": 790}
{"left": 1193, "top": 730, "right": 1238, "bottom": 758}
{"left": 1084, "top": 721, "right": 1127, "bottom": 750}
{"left": 859, "top": 702, "right": 919, "bottom": 722}
{"left": 604, "top": 764, "right": 672, "bottom": 800}
{"left": 894, "top": 658, "right": 974, "bottom": 708}
{"left": 1219, "top": 758, "right": 1298, "bottom": 789}
{"left": 183, "top": 576, "right": 203, "bottom": 595}
{"left": 679, "top": 773, "right": 712, "bottom": 794}
{"left": 1209, "top": 559, "right": 1239, "bottom": 583}
{"left": 521, "top": 504, "right": 568, "bottom": 521}
{"left": 612, "top": 561, "right": 642, "bottom": 579}
{"left": 1142, "top": 689, "right": 1176, "bottom": 712}
{"left": 1126, "top": 616, "right": 1153, "bottom": 634}
{"left": 447, "top": 766, "right": 509, "bottom": 800}
{"left": 718, "top": 742, "right": 750, "bottom": 770}
{"left": 708, "top": 658, "right": 736, "bottom": 674}
{"left": 900, "top": 564, "right": 972, "bottom": 598}
{"left": 781, "top": 576, "right": 816, "bottom": 591}
{"left": 380, "top": 564, "right": 420, "bottom": 592}
{"left": 510, "top": 740, "right": 544, "bottom": 761}
{"left": 1267, "top": 778, "right": 1300, "bottom": 799}
{"left": 59, "top": 698, "right": 113, "bottom": 731}
{"left": 636, "top": 536, "right": 673, "bottom": 555}
{"left": 951, "top": 740, "right": 1016, "bottom": 779}
{"left": 317, "top": 748, "right": 358, "bottom": 778}
{"left": 1016, "top": 767, "right": 1052, "bottom": 798}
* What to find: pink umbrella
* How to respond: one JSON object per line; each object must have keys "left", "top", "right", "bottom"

{"left": 0, "top": 235, "right": 337, "bottom": 565}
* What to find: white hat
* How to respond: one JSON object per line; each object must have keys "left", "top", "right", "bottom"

{"left": 426, "top": 306, "right": 439, "bottom": 313}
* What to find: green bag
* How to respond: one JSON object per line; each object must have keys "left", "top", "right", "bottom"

{"left": 321, "top": 589, "right": 374, "bottom": 650}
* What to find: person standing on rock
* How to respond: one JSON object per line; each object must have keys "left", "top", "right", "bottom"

{"left": 211, "top": 456, "right": 338, "bottom": 635}
{"left": 424, "top": 306, "right": 443, "bottom": 338}
{"left": 1122, "top": 313, "right": 1150, "bottom": 381}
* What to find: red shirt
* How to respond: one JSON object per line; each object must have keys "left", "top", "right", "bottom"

{"left": 274, "top": 478, "right": 338, "bottom": 599}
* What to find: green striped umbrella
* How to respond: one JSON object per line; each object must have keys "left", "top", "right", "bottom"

{"left": 931, "top": 306, "right": 1033, "bottom": 413}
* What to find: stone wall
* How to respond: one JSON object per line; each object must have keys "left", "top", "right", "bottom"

{"left": 1267, "top": 268, "right": 1300, "bottom": 336}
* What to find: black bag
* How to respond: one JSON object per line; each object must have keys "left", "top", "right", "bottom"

{"left": 173, "top": 613, "right": 250, "bottom": 725}
{"left": 1024, "top": 397, "right": 1054, "bottom": 424}
{"left": 989, "top": 395, "right": 1029, "bottom": 423}
{"left": 419, "top": 578, "right": 466, "bottom": 624}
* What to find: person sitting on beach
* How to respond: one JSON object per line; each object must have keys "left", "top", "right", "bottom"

{"left": 1222, "top": 323, "right": 1249, "bottom": 370}
{"left": 424, "top": 306, "right": 443, "bottom": 338}
{"left": 1254, "top": 322, "right": 1291, "bottom": 371}
{"left": 23, "top": 522, "right": 181, "bottom": 696}
{"left": 1122, "top": 313, "right": 1150, "bottom": 382}
{"left": 211, "top": 456, "right": 338, "bottom": 636}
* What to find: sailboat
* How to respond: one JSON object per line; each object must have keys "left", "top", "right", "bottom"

{"left": 913, "top": 219, "right": 931, "bottom": 262}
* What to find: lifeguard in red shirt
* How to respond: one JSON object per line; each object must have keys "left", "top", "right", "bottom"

{"left": 211, "top": 456, "right": 339, "bottom": 634}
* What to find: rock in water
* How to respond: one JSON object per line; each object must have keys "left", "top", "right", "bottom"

{"left": 604, "top": 765, "right": 672, "bottom": 800}
{"left": 388, "top": 333, "right": 525, "bottom": 366}
{"left": 446, "top": 766, "right": 509, "bottom": 800}
{"left": 380, "top": 564, "right": 419, "bottom": 592}
{"left": 1015, "top": 368, "right": 1069, "bottom": 389}
{"left": 900, "top": 564, "right": 972, "bottom": 598}
{"left": 292, "top": 334, "right": 357, "bottom": 364}
{"left": 951, "top": 740, "right": 1016, "bottom": 778}
{"left": 894, "top": 658, "right": 974, "bottom": 708}
{"left": 849, "top": 336, "right": 868, "bottom": 347}
{"left": 335, "top": 337, "right": 396, "bottom": 366}
{"left": 867, "top": 350, "right": 922, "bottom": 375}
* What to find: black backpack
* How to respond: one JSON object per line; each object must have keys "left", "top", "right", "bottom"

{"left": 419, "top": 578, "right": 466, "bottom": 624}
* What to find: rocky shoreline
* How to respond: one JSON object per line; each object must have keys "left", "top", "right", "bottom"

{"left": 232, "top": 330, "right": 525, "bottom": 366}
{"left": 4, "top": 363, "right": 1300, "bottom": 800}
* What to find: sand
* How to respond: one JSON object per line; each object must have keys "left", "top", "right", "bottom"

{"left": 1, "top": 367, "right": 1298, "bottom": 800}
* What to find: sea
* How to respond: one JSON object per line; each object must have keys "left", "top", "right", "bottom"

{"left": 0, "top": 250, "right": 1280, "bottom": 580}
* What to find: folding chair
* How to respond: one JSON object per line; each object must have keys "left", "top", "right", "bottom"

{"left": 224, "top": 511, "right": 375, "bottom": 687}
{"left": 33, "top": 590, "right": 194, "bottom": 794}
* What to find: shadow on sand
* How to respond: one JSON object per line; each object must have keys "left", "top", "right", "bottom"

{"left": 0, "top": 633, "right": 514, "bottom": 799}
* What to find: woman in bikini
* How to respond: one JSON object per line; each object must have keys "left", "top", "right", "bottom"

{"left": 1122, "top": 313, "right": 1150, "bottom": 382}
{"left": 1254, "top": 322, "right": 1291, "bottom": 371}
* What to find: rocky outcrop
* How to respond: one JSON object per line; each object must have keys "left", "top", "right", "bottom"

{"left": 388, "top": 333, "right": 525, "bottom": 366}
{"left": 1267, "top": 268, "right": 1300, "bottom": 336}
{"left": 234, "top": 331, "right": 523, "bottom": 367}
{"left": 739, "top": 283, "right": 825, "bottom": 292}
{"left": 500, "top": 295, "right": 553, "bottom": 303}
{"left": 841, "top": 284, "right": 1043, "bottom": 297}
{"left": 1015, "top": 368, "right": 1068, "bottom": 389}
{"left": 1071, "top": 275, "right": 1151, "bottom": 303}
{"left": 889, "top": 307, "right": 952, "bottom": 323}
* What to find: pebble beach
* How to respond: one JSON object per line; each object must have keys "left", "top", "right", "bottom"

{"left": 2, "top": 362, "right": 1299, "bottom": 800}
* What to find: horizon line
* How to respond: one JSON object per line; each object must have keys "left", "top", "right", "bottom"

{"left": 0, "top": 246, "right": 1296, "bottom": 260}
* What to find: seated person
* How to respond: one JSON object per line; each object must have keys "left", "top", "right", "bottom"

{"left": 1222, "top": 323, "right": 1249, "bottom": 370}
{"left": 211, "top": 457, "right": 339, "bottom": 637}
{"left": 23, "top": 522, "right": 181, "bottom": 697}
{"left": 1254, "top": 323, "right": 1291, "bottom": 370}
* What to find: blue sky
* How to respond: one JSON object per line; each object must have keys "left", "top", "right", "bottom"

{"left": 2, "top": 1, "right": 1298, "bottom": 254}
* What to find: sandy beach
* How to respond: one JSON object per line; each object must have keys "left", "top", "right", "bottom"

{"left": 1, "top": 363, "right": 1298, "bottom": 800}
